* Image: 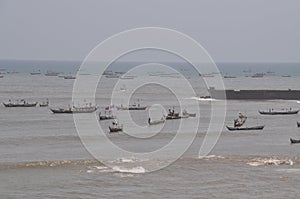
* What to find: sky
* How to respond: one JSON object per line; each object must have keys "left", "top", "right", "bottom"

{"left": 0, "top": 0, "right": 299, "bottom": 62}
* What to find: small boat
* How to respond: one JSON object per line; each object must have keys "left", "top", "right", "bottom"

{"left": 297, "top": 122, "right": 300, "bottom": 128}
{"left": 117, "top": 104, "right": 147, "bottom": 110}
{"left": 99, "top": 111, "right": 116, "bottom": 121}
{"left": 30, "top": 71, "right": 41, "bottom": 75}
{"left": 200, "top": 95, "right": 211, "bottom": 99}
{"left": 148, "top": 117, "right": 166, "bottom": 125}
{"left": 63, "top": 76, "right": 76, "bottom": 79}
{"left": 0, "top": 75, "right": 4, "bottom": 78}
{"left": 223, "top": 75, "right": 236, "bottom": 78}
{"left": 251, "top": 73, "right": 264, "bottom": 78}
{"left": 50, "top": 105, "right": 97, "bottom": 114}
{"left": 282, "top": 75, "right": 291, "bottom": 78}
{"left": 226, "top": 125, "right": 265, "bottom": 131}
{"left": 3, "top": 100, "right": 37, "bottom": 107}
{"left": 109, "top": 120, "right": 123, "bottom": 133}
{"left": 45, "top": 71, "right": 59, "bottom": 76}
{"left": 166, "top": 108, "right": 181, "bottom": 120}
{"left": 259, "top": 109, "right": 299, "bottom": 115}
{"left": 290, "top": 138, "right": 300, "bottom": 144}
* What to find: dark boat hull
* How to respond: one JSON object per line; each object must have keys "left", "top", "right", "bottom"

{"left": 3, "top": 102, "right": 37, "bottom": 107}
{"left": 50, "top": 108, "right": 97, "bottom": 114}
{"left": 290, "top": 138, "right": 300, "bottom": 144}
{"left": 226, "top": 125, "right": 265, "bottom": 131}
{"left": 297, "top": 122, "right": 300, "bottom": 128}
{"left": 109, "top": 126, "right": 123, "bottom": 133}
{"left": 118, "top": 107, "right": 147, "bottom": 110}
{"left": 99, "top": 116, "right": 116, "bottom": 120}
{"left": 259, "top": 110, "right": 299, "bottom": 115}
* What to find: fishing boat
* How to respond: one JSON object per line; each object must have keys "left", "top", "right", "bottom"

{"left": 251, "top": 73, "right": 264, "bottom": 78}
{"left": 30, "top": 71, "right": 41, "bottom": 75}
{"left": 50, "top": 104, "right": 97, "bottom": 114}
{"left": 297, "top": 122, "right": 300, "bottom": 128}
{"left": 99, "top": 111, "right": 116, "bottom": 120}
{"left": 226, "top": 125, "right": 265, "bottom": 131}
{"left": 148, "top": 117, "right": 166, "bottom": 125}
{"left": 0, "top": 75, "right": 4, "bottom": 78}
{"left": 258, "top": 109, "right": 299, "bottom": 115}
{"left": 45, "top": 71, "right": 59, "bottom": 76}
{"left": 3, "top": 100, "right": 37, "bottom": 107}
{"left": 117, "top": 104, "right": 147, "bottom": 110}
{"left": 182, "top": 110, "right": 196, "bottom": 117}
{"left": 290, "top": 138, "right": 300, "bottom": 144}
{"left": 109, "top": 120, "right": 123, "bottom": 133}
{"left": 63, "top": 76, "right": 76, "bottom": 79}
{"left": 166, "top": 108, "right": 181, "bottom": 120}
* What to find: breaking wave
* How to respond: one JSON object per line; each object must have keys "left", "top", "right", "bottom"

{"left": 247, "top": 157, "right": 294, "bottom": 167}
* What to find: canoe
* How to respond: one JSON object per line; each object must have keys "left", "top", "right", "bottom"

{"left": 50, "top": 107, "right": 97, "bottom": 114}
{"left": 148, "top": 118, "right": 166, "bottom": 125}
{"left": 259, "top": 110, "right": 299, "bottom": 115}
{"left": 117, "top": 106, "right": 147, "bottom": 110}
{"left": 3, "top": 102, "right": 37, "bottom": 107}
{"left": 226, "top": 125, "right": 265, "bottom": 131}
{"left": 290, "top": 138, "right": 300, "bottom": 144}
{"left": 99, "top": 115, "right": 116, "bottom": 120}
{"left": 166, "top": 115, "right": 181, "bottom": 120}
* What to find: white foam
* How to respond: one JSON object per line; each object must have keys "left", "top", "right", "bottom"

{"left": 198, "top": 155, "right": 225, "bottom": 159}
{"left": 247, "top": 158, "right": 294, "bottom": 167}
{"left": 112, "top": 166, "right": 147, "bottom": 174}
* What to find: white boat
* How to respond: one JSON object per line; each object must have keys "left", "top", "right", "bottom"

{"left": 148, "top": 117, "right": 166, "bottom": 125}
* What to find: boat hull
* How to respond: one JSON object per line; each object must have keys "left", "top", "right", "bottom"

{"left": 50, "top": 108, "right": 97, "bottom": 114}
{"left": 290, "top": 138, "right": 300, "bottom": 144}
{"left": 226, "top": 125, "right": 265, "bottom": 131}
{"left": 259, "top": 110, "right": 299, "bottom": 115}
{"left": 109, "top": 126, "right": 123, "bottom": 133}
{"left": 118, "top": 107, "right": 147, "bottom": 110}
{"left": 99, "top": 116, "right": 116, "bottom": 120}
{"left": 3, "top": 102, "right": 37, "bottom": 107}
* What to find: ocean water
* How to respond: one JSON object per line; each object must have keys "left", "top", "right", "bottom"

{"left": 1, "top": 72, "right": 300, "bottom": 198}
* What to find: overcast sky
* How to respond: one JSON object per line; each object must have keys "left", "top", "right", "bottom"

{"left": 0, "top": 0, "right": 299, "bottom": 62}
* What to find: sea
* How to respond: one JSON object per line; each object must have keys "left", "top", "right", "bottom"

{"left": 1, "top": 61, "right": 300, "bottom": 198}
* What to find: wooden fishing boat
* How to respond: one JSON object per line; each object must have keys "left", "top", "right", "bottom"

{"left": 148, "top": 117, "right": 166, "bottom": 125}
{"left": 259, "top": 110, "right": 299, "bottom": 115}
{"left": 63, "top": 76, "right": 76, "bottom": 79}
{"left": 117, "top": 104, "right": 147, "bottom": 110}
{"left": 3, "top": 101, "right": 37, "bottom": 107}
{"left": 109, "top": 120, "right": 123, "bottom": 133}
{"left": 50, "top": 106, "right": 97, "bottom": 114}
{"left": 99, "top": 114, "right": 116, "bottom": 120}
{"left": 226, "top": 125, "right": 265, "bottom": 131}
{"left": 290, "top": 138, "right": 300, "bottom": 144}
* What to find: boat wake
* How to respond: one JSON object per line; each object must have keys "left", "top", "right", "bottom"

{"left": 188, "top": 97, "right": 218, "bottom": 102}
